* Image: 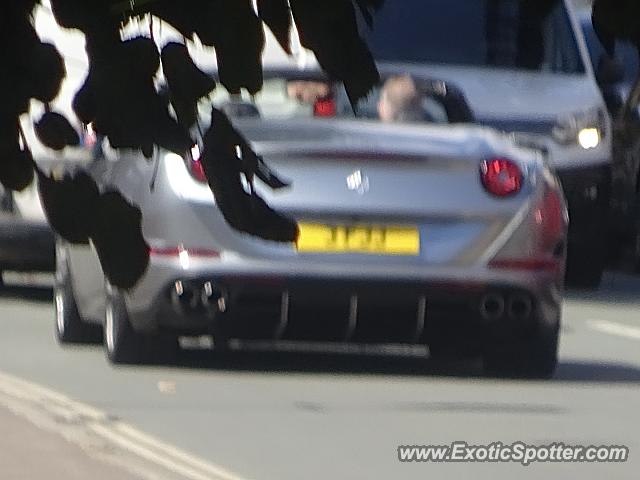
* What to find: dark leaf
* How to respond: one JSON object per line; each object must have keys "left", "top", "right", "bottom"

{"left": 0, "top": 137, "right": 34, "bottom": 192}
{"left": 162, "top": 42, "right": 216, "bottom": 101}
{"left": 257, "top": 0, "right": 293, "bottom": 54}
{"left": 28, "top": 42, "right": 66, "bottom": 103}
{"left": 354, "top": 0, "right": 384, "bottom": 28}
{"left": 72, "top": 73, "right": 97, "bottom": 124}
{"left": 200, "top": 108, "right": 298, "bottom": 243}
{"left": 38, "top": 170, "right": 100, "bottom": 244}
{"left": 161, "top": 42, "right": 216, "bottom": 128}
{"left": 35, "top": 111, "right": 80, "bottom": 151}
{"left": 289, "top": 0, "right": 379, "bottom": 107}
{"left": 123, "top": 36, "right": 160, "bottom": 78}
{"left": 91, "top": 191, "right": 149, "bottom": 290}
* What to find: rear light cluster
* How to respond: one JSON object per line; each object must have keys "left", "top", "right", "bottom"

{"left": 480, "top": 158, "right": 523, "bottom": 197}
{"left": 313, "top": 97, "right": 337, "bottom": 117}
{"left": 188, "top": 144, "right": 207, "bottom": 183}
{"left": 488, "top": 185, "right": 566, "bottom": 273}
{"left": 535, "top": 188, "right": 565, "bottom": 253}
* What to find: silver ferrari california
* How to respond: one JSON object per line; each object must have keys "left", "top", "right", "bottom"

{"left": 54, "top": 73, "right": 568, "bottom": 378}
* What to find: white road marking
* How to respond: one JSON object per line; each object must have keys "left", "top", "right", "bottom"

{"left": 158, "top": 380, "right": 177, "bottom": 394}
{"left": 588, "top": 320, "right": 640, "bottom": 341}
{"left": 0, "top": 370, "right": 248, "bottom": 480}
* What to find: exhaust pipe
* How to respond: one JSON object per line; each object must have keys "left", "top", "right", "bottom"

{"left": 201, "top": 281, "right": 228, "bottom": 314}
{"left": 171, "top": 281, "right": 229, "bottom": 314}
{"left": 171, "top": 280, "right": 202, "bottom": 313}
{"left": 479, "top": 293, "right": 505, "bottom": 321}
{"left": 507, "top": 294, "right": 533, "bottom": 321}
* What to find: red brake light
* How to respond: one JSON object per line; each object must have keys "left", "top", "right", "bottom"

{"left": 313, "top": 98, "right": 337, "bottom": 117}
{"left": 536, "top": 188, "right": 565, "bottom": 252}
{"left": 480, "top": 158, "right": 523, "bottom": 197}
{"left": 189, "top": 145, "right": 207, "bottom": 183}
{"left": 190, "top": 158, "right": 207, "bottom": 183}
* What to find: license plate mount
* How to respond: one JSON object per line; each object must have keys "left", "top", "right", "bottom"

{"left": 296, "top": 223, "right": 420, "bottom": 256}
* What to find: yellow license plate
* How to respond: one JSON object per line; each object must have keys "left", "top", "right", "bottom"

{"left": 296, "top": 223, "right": 420, "bottom": 255}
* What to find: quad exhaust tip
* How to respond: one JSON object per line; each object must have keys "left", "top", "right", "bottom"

{"left": 479, "top": 293, "right": 505, "bottom": 321}
{"left": 507, "top": 294, "right": 533, "bottom": 321}
{"left": 480, "top": 292, "right": 533, "bottom": 322}
{"left": 171, "top": 281, "right": 228, "bottom": 314}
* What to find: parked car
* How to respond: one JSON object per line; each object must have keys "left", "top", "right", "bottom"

{"left": 0, "top": 181, "right": 55, "bottom": 282}
{"left": 578, "top": 7, "right": 640, "bottom": 271}
{"left": 55, "top": 72, "right": 568, "bottom": 378}
{"left": 355, "top": 0, "right": 610, "bottom": 288}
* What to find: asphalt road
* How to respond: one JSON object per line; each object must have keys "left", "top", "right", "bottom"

{"left": 0, "top": 273, "right": 639, "bottom": 480}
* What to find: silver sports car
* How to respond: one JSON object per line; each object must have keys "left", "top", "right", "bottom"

{"left": 54, "top": 74, "right": 568, "bottom": 378}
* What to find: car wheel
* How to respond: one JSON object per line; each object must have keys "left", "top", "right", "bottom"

{"left": 104, "top": 287, "right": 146, "bottom": 364}
{"left": 54, "top": 256, "right": 102, "bottom": 344}
{"left": 482, "top": 325, "right": 559, "bottom": 379}
{"left": 104, "top": 287, "right": 179, "bottom": 365}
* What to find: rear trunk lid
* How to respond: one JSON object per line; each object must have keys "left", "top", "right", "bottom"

{"left": 213, "top": 119, "right": 538, "bottom": 266}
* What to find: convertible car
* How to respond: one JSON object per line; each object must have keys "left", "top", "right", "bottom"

{"left": 54, "top": 73, "right": 568, "bottom": 378}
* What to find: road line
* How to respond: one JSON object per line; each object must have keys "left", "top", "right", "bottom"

{"left": 0, "top": 370, "right": 248, "bottom": 480}
{"left": 588, "top": 320, "right": 640, "bottom": 341}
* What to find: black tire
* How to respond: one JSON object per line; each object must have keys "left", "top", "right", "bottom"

{"left": 482, "top": 325, "right": 559, "bottom": 379}
{"left": 104, "top": 286, "right": 178, "bottom": 365}
{"left": 633, "top": 190, "right": 640, "bottom": 273}
{"left": 54, "top": 254, "right": 102, "bottom": 344}
{"left": 565, "top": 207, "right": 607, "bottom": 289}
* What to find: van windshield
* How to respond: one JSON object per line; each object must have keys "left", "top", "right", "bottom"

{"left": 363, "top": 0, "right": 585, "bottom": 74}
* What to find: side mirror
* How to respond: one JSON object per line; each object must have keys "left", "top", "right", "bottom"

{"left": 596, "top": 55, "right": 625, "bottom": 86}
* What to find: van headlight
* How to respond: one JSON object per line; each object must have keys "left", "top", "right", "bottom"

{"left": 552, "top": 108, "right": 607, "bottom": 150}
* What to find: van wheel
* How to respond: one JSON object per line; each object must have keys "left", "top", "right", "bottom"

{"left": 565, "top": 206, "right": 606, "bottom": 289}
{"left": 566, "top": 241, "right": 606, "bottom": 289}
{"left": 54, "top": 258, "right": 102, "bottom": 344}
{"left": 633, "top": 190, "right": 640, "bottom": 272}
{"left": 104, "top": 287, "right": 178, "bottom": 365}
{"left": 483, "top": 325, "right": 559, "bottom": 379}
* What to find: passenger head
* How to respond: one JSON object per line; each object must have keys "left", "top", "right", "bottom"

{"left": 377, "top": 75, "right": 424, "bottom": 123}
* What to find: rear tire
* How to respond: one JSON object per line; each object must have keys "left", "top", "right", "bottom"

{"left": 632, "top": 190, "right": 640, "bottom": 273}
{"left": 55, "top": 254, "right": 102, "bottom": 344}
{"left": 482, "top": 325, "right": 559, "bottom": 379}
{"left": 104, "top": 287, "right": 178, "bottom": 365}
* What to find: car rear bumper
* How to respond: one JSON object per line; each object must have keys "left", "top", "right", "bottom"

{"left": 0, "top": 216, "right": 55, "bottom": 272}
{"left": 125, "top": 257, "right": 563, "bottom": 345}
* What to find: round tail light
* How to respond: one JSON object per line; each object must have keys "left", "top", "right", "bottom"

{"left": 480, "top": 158, "right": 523, "bottom": 197}
{"left": 188, "top": 144, "right": 208, "bottom": 183}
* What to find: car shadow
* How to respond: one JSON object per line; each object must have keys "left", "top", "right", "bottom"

{"left": 167, "top": 346, "right": 640, "bottom": 383}
{"left": 0, "top": 284, "right": 53, "bottom": 303}
{"left": 554, "top": 361, "right": 640, "bottom": 383}
{"left": 566, "top": 271, "right": 640, "bottom": 305}
{"left": 174, "top": 347, "right": 484, "bottom": 378}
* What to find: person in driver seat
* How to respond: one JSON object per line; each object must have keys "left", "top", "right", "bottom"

{"left": 377, "top": 75, "right": 426, "bottom": 124}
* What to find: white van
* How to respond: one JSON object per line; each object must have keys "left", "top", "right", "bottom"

{"left": 359, "top": 0, "right": 611, "bottom": 287}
